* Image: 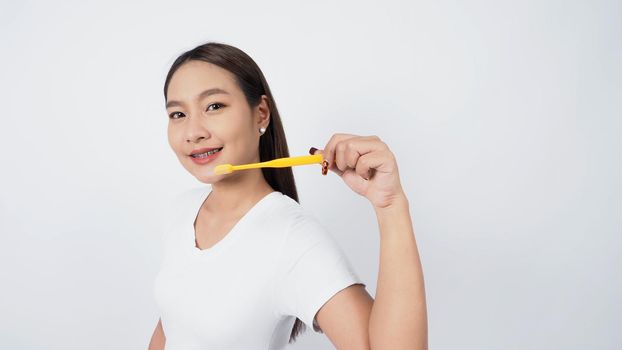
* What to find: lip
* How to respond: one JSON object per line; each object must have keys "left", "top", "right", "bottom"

{"left": 189, "top": 147, "right": 223, "bottom": 165}
{"left": 190, "top": 147, "right": 223, "bottom": 156}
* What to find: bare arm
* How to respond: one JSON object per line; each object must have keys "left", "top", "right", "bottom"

{"left": 148, "top": 318, "right": 166, "bottom": 350}
{"left": 310, "top": 135, "right": 428, "bottom": 348}
{"left": 314, "top": 193, "right": 427, "bottom": 350}
{"left": 369, "top": 194, "right": 428, "bottom": 349}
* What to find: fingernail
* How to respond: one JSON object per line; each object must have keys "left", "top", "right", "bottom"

{"left": 309, "top": 147, "right": 318, "bottom": 155}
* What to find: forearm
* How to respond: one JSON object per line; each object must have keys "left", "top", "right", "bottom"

{"left": 368, "top": 194, "right": 428, "bottom": 350}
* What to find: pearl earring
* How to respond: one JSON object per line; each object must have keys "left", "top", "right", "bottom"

{"left": 259, "top": 127, "right": 266, "bottom": 135}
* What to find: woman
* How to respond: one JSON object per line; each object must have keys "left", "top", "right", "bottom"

{"left": 149, "top": 42, "right": 427, "bottom": 350}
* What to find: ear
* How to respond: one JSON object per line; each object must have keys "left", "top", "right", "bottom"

{"left": 256, "top": 94, "right": 271, "bottom": 128}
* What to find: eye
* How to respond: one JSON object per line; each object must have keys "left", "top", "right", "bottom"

{"left": 206, "top": 103, "right": 225, "bottom": 112}
{"left": 168, "top": 111, "right": 184, "bottom": 120}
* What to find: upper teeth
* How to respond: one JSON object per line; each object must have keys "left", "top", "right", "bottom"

{"left": 193, "top": 148, "right": 222, "bottom": 158}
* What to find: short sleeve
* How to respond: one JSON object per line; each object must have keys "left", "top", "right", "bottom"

{"left": 274, "top": 210, "right": 366, "bottom": 332}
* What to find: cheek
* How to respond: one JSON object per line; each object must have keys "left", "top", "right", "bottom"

{"left": 221, "top": 117, "right": 253, "bottom": 143}
{"left": 229, "top": 128, "right": 255, "bottom": 150}
{"left": 167, "top": 126, "right": 182, "bottom": 153}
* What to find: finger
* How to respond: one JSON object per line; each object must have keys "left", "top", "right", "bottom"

{"left": 323, "top": 133, "right": 358, "bottom": 172}
{"left": 309, "top": 147, "right": 343, "bottom": 176}
{"left": 342, "top": 168, "right": 369, "bottom": 188}
{"left": 334, "top": 140, "right": 348, "bottom": 172}
{"left": 355, "top": 152, "right": 382, "bottom": 180}
{"left": 343, "top": 136, "right": 382, "bottom": 171}
{"left": 359, "top": 149, "right": 396, "bottom": 175}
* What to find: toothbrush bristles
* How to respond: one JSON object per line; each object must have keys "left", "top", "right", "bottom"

{"left": 214, "top": 164, "right": 234, "bottom": 175}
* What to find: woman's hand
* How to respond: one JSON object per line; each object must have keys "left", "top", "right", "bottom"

{"left": 310, "top": 133, "right": 406, "bottom": 210}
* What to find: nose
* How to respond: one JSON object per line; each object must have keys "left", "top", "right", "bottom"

{"left": 185, "top": 113, "right": 211, "bottom": 144}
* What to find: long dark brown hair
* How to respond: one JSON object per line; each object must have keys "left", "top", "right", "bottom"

{"left": 163, "top": 42, "right": 306, "bottom": 343}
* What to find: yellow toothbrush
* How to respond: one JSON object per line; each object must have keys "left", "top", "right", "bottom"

{"left": 214, "top": 154, "right": 327, "bottom": 175}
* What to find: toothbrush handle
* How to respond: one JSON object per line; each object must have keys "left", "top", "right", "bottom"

{"left": 233, "top": 154, "right": 324, "bottom": 170}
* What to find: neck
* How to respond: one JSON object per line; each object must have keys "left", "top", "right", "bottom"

{"left": 205, "top": 168, "right": 274, "bottom": 214}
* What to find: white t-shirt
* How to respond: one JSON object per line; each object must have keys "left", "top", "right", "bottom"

{"left": 153, "top": 185, "right": 365, "bottom": 349}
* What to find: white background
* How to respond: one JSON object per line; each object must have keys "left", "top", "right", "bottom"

{"left": 0, "top": 0, "right": 620, "bottom": 349}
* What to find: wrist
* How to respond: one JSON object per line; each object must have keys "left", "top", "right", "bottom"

{"left": 373, "top": 192, "right": 410, "bottom": 215}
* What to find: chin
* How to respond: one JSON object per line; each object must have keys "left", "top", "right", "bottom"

{"left": 193, "top": 172, "right": 220, "bottom": 184}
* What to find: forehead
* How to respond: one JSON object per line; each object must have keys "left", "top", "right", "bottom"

{"left": 167, "top": 60, "right": 239, "bottom": 100}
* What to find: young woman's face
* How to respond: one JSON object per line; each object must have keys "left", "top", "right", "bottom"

{"left": 165, "top": 60, "right": 268, "bottom": 183}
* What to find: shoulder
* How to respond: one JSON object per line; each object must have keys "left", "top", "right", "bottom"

{"left": 271, "top": 193, "right": 328, "bottom": 238}
{"left": 270, "top": 193, "right": 342, "bottom": 261}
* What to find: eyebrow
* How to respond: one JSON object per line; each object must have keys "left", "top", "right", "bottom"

{"left": 166, "top": 88, "right": 230, "bottom": 109}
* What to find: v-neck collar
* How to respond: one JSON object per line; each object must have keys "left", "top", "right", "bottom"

{"left": 188, "top": 186, "right": 280, "bottom": 257}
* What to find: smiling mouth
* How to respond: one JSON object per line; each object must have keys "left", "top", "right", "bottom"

{"left": 190, "top": 147, "right": 224, "bottom": 158}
